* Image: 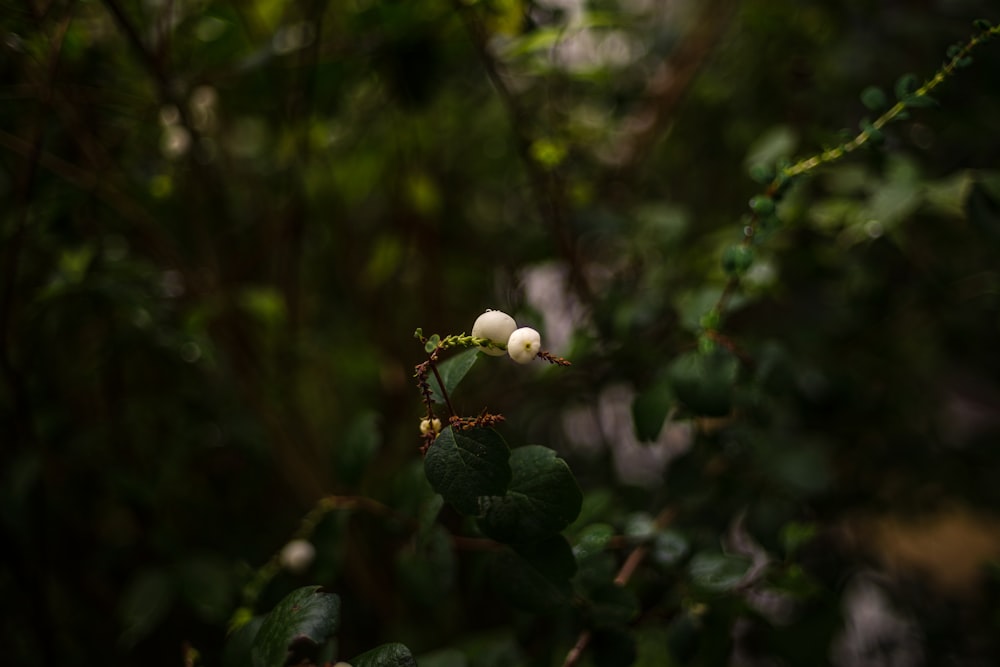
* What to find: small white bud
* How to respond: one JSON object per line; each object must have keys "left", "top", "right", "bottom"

{"left": 279, "top": 539, "right": 315, "bottom": 574}
{"left": 507, "top": 327, "right": 541, "bottom": 364}
{"left": 419, "top": 418, "right": 442, "bottom": 435}
{"left": 471, "top": 309, "right": 517, "bottom": 356}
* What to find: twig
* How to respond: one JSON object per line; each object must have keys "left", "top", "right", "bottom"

{"left": 452, "top": 0, "right": 594, "bottom": 305}
{"left": 563, "top": 507, "right": 676, "bottom": 667}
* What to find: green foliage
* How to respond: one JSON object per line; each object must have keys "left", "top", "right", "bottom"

{"left": 351, "top": 643, "right": 418, "bottom": 667}
{"left": 5, "top": 1, "right": 1000, "bottom": 666}
{"left": 424, "top": 427, "right": 512, "bottom": 516}
{"left": 249, "top": 587, "right": 340, "bottom": 667}
{"left": 478, "top": 445, "right": 582, "bottom": 543}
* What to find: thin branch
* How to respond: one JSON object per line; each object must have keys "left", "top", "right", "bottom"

{"left": 603, "top": 0, "right": 739, "bottom": 178}
{"left": 563, "top": 507, "right": 677, "bottom": 667}
{"left": 452, "top": 1, "right": 594, "bottom": 305}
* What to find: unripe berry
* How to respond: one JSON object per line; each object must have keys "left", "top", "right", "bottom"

{"left": 420, "top": 417, "right": 442, "bottom": 435}
{"left": 507, "top": 327, "right": 541, "bottom": 364}
{"left": 279, "top": 539, "right": 315, "bottom": 574}
{"left": 471, "top": 309, "right": 517, "bottom": 356}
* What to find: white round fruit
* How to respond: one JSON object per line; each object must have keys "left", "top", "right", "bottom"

{"left": 471, "top": 310, "right": 517, "bottom": 356}
{"left": 507, "top": 327, "right": 541, "bottom": 364}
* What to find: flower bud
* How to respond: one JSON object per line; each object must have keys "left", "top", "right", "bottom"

{"left": 420, "top": 418, "right": 442, "bottom": 435}
{"left": 471, "top": 309, "right": 517, "bottom": 356}
{"left": 507, "top": 327, "right": 541, "bottom": 364}
{"left": 279, "top": 539, "right": 316, "bottom": 574}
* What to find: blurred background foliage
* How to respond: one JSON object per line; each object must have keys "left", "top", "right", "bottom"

{"left": 2, "top": 0, "right": 1000, "bottom": 665}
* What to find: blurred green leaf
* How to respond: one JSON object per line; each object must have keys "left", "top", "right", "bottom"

{"left": 668, "top": 348, "right": 738, "bottom": 417}
{"left": 118, "top": 569, "right": 173, "bottom": 648}
{"left": 651, "top": 530, "right": 690, "bottom": 568}
{"left": 687, "top": 552, "right": 752, "bottom": 593}
{"left": 860, "top": 85, "right": 888, "bottom": 111}
{"left": 632, "top": 376, "right": 673, "bottom": 442}
{"left": 966, "top": 179, "right": 1000, "bottom": 240}
{"left": 584, "top": 582, "right": 639, "bottom": 627}
{"left": 488, "top": 546, "right": 572, "bottom": 612}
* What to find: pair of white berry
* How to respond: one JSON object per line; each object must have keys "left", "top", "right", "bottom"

{"left": 471, "top": 310, "right": 541, "bottom": 364}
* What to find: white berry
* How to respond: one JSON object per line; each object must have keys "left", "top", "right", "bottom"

{"left": 420, "top": 418, "right": 442, "bottom": 435}
{"left": 279, "top": 539, "right": 316, "bottom": 574}
{"left": 471, "top": 309, "right": 517, "bottom": 356}
{"left": 507, "top": 327, "right": 541, "bottom": 364}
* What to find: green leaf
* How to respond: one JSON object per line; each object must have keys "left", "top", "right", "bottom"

{"left": 632, "top": 376, "right": 673, "bottom": 442}
{"left": 477, "top": 445, "right": 582, "bottom": 543}
{"left": 591, "top": 628, "right": 638, "bottom": 667}
{"left": 965, "top": 179, "right": 1000, "bottom": 240}
{"left": 651, "top": 530, "right": 689, "bottom": 567}
{"left": 223, "top": 616, "right": 265, "bottom": 667}
{"left": 860, "top": 85, "right": 887, "bottom": 111}
{"left": 512, "top": 534, "right": 577, "bottom": 583}
{"left": 721, "top": 244, "right": 755, "bottom": 276}
{"left": 585, "top": 582, "right": 640, "bottom": 627}
{"left": 429, "top": 347, "right": 480, "bottom": 404}
{"left": 894, "top": 73, "right": 918, "bottom": 100}
{"left": 903, "top": 93, "right": 938, "bottom": 108}
{"left": 424, "top": 427, "right": 511, "bottom": 516}
{"left": 118, "top": 568, "right": 173, "bottom": 648}
{"left": 351, "top": 642, "right": 418, "bottom": 667}
{"left": 687, "top": 552, "right": 751, "bottom": 593}
{"left": 488, "top": 541, "right": 574, "bottom": 611}
{"left": 573, "top": 523, "right": 615, "bottom": 561}
{"left": 251, "top": 586, "right": 341, "bottom": 667}
{"left": 667, "top": 348, "right": 738, "bottom": 417}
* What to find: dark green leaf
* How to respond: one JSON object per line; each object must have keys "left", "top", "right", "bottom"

{"left": 477, "top": 445, "right": 582, "bottom": 543}
{"left": 488, "top": 547, "right": 572, "bottom": 611}
{"left": 965, "top": 180, "right": 1000, "bottom": 240}
{"left": 894, "top": 73, "right": 918, "bottom": 100}
{"left": 512, "top": 534, "right": 577, "bottom": 582}
{"left": 860, "top": 85, "right": 887, "bottom": 111}
{"left": 668, "top": 349, "right": 738, "bottom": 417}
{"left": 651, "top": 530, "right": 689, "bottom": 567}
{"left": 632, "top": 377, "right": 673, "bottom": 442}
{"left": 721, "top": 244, "right": 755, "bottom": 276}
{"left": 585, "top": 582, "right": 640, "bottom": 627}
{"left": 351, "top": 643, "right": 418, "bottom": 667}
{"left": 591, "top": 628, "right": 638, "bottom": 667}
{"left": 573, "top": 523, "right": 615, "bottom": 561}
{"left": 251, "top": 586, "right": 341, "bottom": 667}
{"left": 118, "top": 569, "right": 173, "bottom": 648}
{"left": 687, "top": 552, "right": 751, "bottom": 593}
{"left": 904, "top": 93, "right": 938, "bottom": 108}
{"left": 424, "top": 427, "right": 511, "bottom": 516}
{"left": 429, "top": 347, "right": 480, "bottom": 404}
{"left": 223, "top": 616, "right": 265, "bottom": 667}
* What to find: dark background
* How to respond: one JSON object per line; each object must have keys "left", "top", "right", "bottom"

{"left": 3, "top": 0, "right": 1000, "bottom": 665}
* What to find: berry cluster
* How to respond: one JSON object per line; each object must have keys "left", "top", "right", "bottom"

{"left": 470, "top": 309, "right": 542, "bottom": 364}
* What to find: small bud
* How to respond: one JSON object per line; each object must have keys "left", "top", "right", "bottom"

{"left": 507, "top": 327, "right": 541, "bottom": 364}
{"left": 471, "top": 309, "right": 517, "bottom": 356}
{"left": 420, "top": 418, "right": 442, "bottom": 435}
{"left": 279, "top": 539, "right": 315, "bottom": 574}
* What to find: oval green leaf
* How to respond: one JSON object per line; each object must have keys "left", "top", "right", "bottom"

{"left": 424, "top": 427, "right": 511, "bottom": 516}
{"left": 351, "top": 642, "right": 417, "bottom": 667}
{"left": 429, "top": 347, "right": 480, "bottom": 404}
{"left": 251, "top": 586, "right": 341, "bottom": 667}
{"left": 478, "top": 445, "right": 582, "bottom": 543}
